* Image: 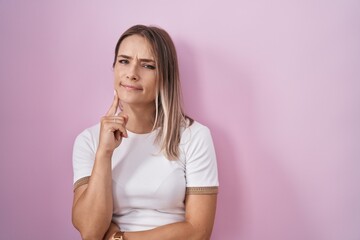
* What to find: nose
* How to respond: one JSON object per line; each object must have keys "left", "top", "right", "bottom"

{"left": 126, "top": 64, "right": 139, "bottom": 81}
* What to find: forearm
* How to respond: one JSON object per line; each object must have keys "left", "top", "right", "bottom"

{"left": 124, "top": 221, "right": 210, "bottom": 240}
{"left": 123, "top": 194, "right": 217, "bottom": 240}
{"left": 72, "top": 150, "right": 114, "bottom": 239}
{"left": 103, "top": 222, "right": 121, "bottom": 240}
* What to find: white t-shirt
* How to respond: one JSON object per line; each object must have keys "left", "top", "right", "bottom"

{"left": 72, "top": 121, "right": 218, "bottom": 232}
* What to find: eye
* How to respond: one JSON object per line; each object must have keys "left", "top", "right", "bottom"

{"left": 143, "top": 64, "right": 156, "bottom": 70}
{"left": 118, "top": 59, "right": 129, "bottom": 64}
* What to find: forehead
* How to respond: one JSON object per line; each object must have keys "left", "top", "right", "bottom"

{"left": 118, "top": 34, "right": 154, "bottom": 59}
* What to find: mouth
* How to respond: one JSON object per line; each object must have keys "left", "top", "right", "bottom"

{"left": 120, "top": 83, "right": 143, "bottom": 91}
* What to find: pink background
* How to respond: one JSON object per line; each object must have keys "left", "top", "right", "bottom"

{"left": 1, "top": 1, "right": 359, "bottom": 239}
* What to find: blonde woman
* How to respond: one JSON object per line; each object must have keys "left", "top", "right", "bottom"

{"left": 72, "top": 25, "right": 219, "bottom": 240}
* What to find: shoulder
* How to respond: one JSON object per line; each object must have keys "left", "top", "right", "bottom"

{"left": 180, "top": 120, "right": 215, "bottom": 158}
{"left": 181, "top": 120, "right": 219, "bottom": 187}
{"left": 74, "top": 123, "right": 100, "bottom": 148}
{"left": 72, "top": 123, "right": 100, "bottom": 184}
{"left": 76, "top": 123, "right": 100, "bottom": 137}
{"left": 181, "top": 120, "right": 212, "bottom": 144}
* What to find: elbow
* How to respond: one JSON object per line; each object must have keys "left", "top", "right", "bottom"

{"left": 195, "top": 230, "right": 212, "bottom": 240}
{"left": 73, "top": 226, "right": 105, "bottom": 240}
{"left": 72, "top": 216, "right": 105, "bottom": 240}
{"left": 189, "top": 232, "right": 211, "bottom": 240}
{"left": 80, "top": 232, "right": 103, "bottom": 240}
{"left": 76, "top": 226, "right": 104, "bottom": 240}
{"left": 187, "top": 223, "right": 213, "bottom": 240}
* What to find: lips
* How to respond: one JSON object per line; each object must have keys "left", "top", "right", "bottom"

{"left": 121, "top": 83, "right": 143, "bottom": 91}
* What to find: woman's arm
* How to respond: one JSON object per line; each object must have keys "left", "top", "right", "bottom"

{"left": 122, "top": 194, "right": 217, "bottom": 240}
{"left": 103, "top": 222, "right": 121, "bottom": 240}
{"left": 72, "top": 150, "right": 114, "bottom": 240}
{"left": 72, "top": 93, "right": 128, "bottom": 240}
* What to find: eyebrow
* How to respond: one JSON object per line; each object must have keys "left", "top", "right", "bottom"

{"left": 118, "top": 54, "right": 155, "bottom": 63}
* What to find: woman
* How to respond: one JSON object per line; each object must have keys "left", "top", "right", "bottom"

{"left": 72, "top": 25, "right": 219, "bottom": 240}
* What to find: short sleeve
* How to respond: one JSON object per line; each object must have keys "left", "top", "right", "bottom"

{"left": 184, "top": 123, "right": 219, "bottom": 194}
{"left": 72, "top": 127, "right": 97, "bottom": 185}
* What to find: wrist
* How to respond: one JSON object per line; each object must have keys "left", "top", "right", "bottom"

{"left": 104, "top": 222, "right": 121, "bottom": 240}
{"left": 96, "top": 148, "right": 114, "bottom": 158}
{"left": 111, "top": 231, "right": 125, "bottom": 240}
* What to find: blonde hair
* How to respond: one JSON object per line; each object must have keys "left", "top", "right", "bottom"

{"left": 113, "top": 25, "right": 193, "bottom": 160}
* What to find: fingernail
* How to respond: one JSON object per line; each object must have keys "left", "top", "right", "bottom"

{"left": 114, "top": 89, "right": 117, "bottom": 96}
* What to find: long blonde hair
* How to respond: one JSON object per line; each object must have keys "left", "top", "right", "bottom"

{"left": 113, "top": 25, "right": 193, "bottom": 160}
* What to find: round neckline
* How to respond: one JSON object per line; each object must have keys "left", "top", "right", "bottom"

{"left": 126, "top": 128, "right": 157, "bottom": 137}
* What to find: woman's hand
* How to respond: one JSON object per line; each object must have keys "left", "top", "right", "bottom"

{"left": 98, "top": 90, "right": 128, "bottom": 154}
{"left": 103, "top": 222, "right": 121, "bottom": 240}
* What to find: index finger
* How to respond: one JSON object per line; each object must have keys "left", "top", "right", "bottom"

{"left": 106, "top": 90, "right": 119, "bottom": 116}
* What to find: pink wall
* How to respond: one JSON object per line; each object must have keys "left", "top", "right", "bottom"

{"left": 1, "top": 1, "right": 359, "bottom": 239}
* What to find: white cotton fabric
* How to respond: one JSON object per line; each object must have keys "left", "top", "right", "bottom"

{"left": 72, "top": 121, "right": 218, "bottom": 232}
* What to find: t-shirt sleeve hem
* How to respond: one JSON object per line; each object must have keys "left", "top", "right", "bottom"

{"left": 73, "top": 176, "right": 90, "bottom": 192}
{"left": 186, "top": 186, "right": 218, "bottom": 195}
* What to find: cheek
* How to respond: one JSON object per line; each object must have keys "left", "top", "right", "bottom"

{"left": 150, "top": 80, "right": 158, "bottom": 98}
{"left": 113, "top": 68, "right": 123, "bottom": 83}
{"left": 147, "top": 75, "right": 157, "bottom": 90}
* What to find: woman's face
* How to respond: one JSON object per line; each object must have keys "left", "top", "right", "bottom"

{"left": 114, "top": 34, "right": 157, "bottom": 109}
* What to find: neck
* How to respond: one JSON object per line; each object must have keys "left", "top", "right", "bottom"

{"left": 121, "top": 103, "right": 156, "bottom": 134}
